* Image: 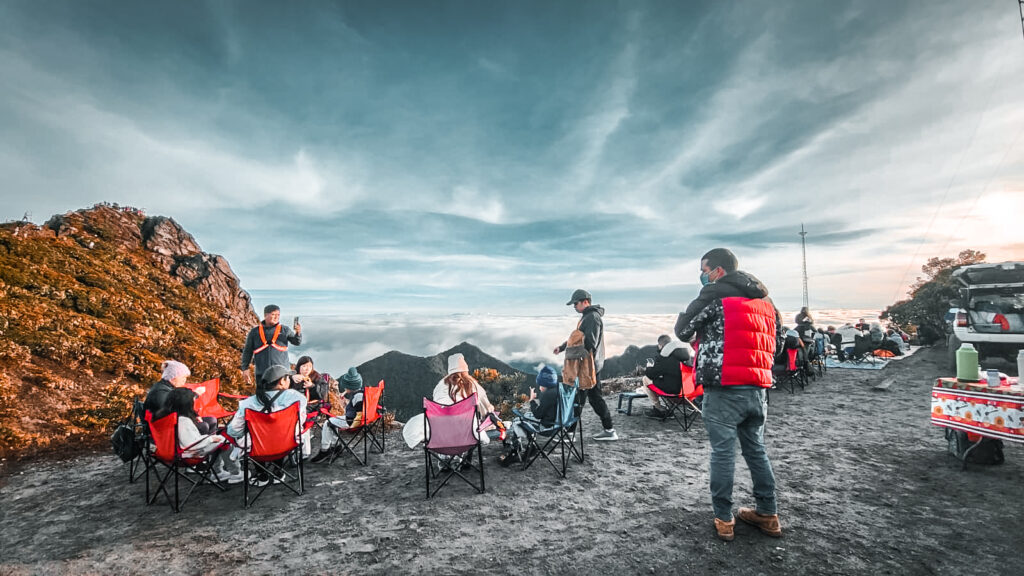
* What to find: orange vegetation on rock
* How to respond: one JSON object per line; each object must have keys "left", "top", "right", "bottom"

{"left": 0, "top": 205, "right": 258, "bottom": 460}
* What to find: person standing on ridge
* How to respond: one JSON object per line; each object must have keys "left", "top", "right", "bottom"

{"left": 674, "top": 248, "right": 785, "bottom": 542}
{"left": 240, "top": 304, "right": 302, "bottom": 386}
{"left": 554, "top": 289, "right": 618, "bottom": 441}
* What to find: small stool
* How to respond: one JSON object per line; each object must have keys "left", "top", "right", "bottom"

{"left": 616, "top": 391, "right": 647, "bottom": 415}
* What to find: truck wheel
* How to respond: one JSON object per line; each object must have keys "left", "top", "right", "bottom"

{"left": 947, "top": 334, "right": 960, "bottom": 372}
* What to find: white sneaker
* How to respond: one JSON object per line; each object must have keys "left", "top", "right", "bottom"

{"left": 221, "top": 470, "right": 245, "bottom": 485}
{"left": 593, "top": 429, "right": 619, "bottom": 441}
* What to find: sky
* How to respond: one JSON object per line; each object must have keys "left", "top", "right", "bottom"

{"left": 2, "top": 1, "right": 1023, "bottom": 319}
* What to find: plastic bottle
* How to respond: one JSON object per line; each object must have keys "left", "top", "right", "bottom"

{"left": 956, "top": 343, "right": 979, "bottom": 382}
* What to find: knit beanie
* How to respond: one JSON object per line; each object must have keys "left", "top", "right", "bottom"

{"left": 340, "top": 367, "right": 363, "bottom": 390}
{"left": 161, "top": 360, "right": 191, "bottom": 382}
{"left": 447, "top": 353, "right": 469, "bottom": 376}
{"left": 536, "top": 365, "right": 558, "bottom": 389}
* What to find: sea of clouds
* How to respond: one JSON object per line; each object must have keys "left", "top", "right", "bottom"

{"left": 288, "top": 309, "right": 882, "bottom": 374}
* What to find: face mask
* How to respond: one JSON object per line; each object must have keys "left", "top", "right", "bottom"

{"left": 699, "top": 271, "right": 711, "bottom": 286}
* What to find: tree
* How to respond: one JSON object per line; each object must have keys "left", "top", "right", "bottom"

{"left": 881, "top": 249, "right": 986, "bottom": 344}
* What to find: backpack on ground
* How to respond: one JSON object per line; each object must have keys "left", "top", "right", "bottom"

{"left": 111, "top": 421, "right": 140, "bottom": 462}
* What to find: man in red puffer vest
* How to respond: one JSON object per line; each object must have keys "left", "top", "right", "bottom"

{"left": 674, "top": 248, "right": 786, "bottom": 542}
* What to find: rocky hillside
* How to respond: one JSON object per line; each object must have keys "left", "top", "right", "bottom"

{"left": 0, "top": 205, "right": 257, "bottom": 459}
{"left": 356, "top": 341, "right": 527, "bottom": 421}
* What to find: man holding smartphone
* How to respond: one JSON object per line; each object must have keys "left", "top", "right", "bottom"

{"left": 239, "top": 304, "right": 302, "bottom": 386}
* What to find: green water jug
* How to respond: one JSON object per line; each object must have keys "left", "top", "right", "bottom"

{"left": 956, "top": 343, "right": 979, "bottom": 382}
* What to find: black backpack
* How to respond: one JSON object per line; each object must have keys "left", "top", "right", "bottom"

{"left": 111, "top": 422, "right": 141, "bottom": 462}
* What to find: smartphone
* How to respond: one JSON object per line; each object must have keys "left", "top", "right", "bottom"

{"left": 293, "top": 316, "right": 300, "bottom": 326}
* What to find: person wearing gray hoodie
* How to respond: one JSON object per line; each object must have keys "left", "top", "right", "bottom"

{"left": 554, "top": 289, "right": 617, "bottom": 441}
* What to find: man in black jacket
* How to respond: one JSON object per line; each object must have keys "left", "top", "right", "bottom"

{"left": 642, "top": 334, "right": 693, "bottom": 417}
{"left": 554, "top": 289, "right": 617, "bottom": 441}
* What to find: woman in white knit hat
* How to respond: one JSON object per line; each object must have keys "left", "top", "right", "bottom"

{"left": 402, "top": 353, "right": 496, "bottom": 449}
{"left": 431, "top": 353, "right": 495, "bottom": 418}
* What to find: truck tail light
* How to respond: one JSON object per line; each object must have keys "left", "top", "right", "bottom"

{"left": 993, "top": 313, "right": 1010, "bottom": 331}
{"left": 956, "top": 312, "right": 968, "bottom": 328}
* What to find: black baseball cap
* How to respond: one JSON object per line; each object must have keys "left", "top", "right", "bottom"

{"left": 566, "top": 289, "right": 592, "bottom": 305}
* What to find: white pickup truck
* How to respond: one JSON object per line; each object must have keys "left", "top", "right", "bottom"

{"left": 947, "top": 261, "right": 1024, "bottom": 370}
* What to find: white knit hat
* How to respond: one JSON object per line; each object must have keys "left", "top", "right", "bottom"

{"left": 447, "top": 353, "right": 469, "bottom": 376}
{"left": 161, "top": 360, "right": 191, "bottom": 381}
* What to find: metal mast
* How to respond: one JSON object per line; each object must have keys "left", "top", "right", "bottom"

{"left": 799, "top": 223, "right": 809, "bottom": 309}
{"left": 1019, "top": 0, "right": 1024, "bottom": 40}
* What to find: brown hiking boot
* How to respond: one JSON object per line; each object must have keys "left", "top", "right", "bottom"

{"left": 714, "top": 517, "right": 735, "bottom": 541}
{"left": 737, "top": 507, "right": 782, "bottom": 537}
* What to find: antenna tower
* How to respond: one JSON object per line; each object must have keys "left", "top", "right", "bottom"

{"left": 1019, "top": 0, "right": 1024, "bottom": 40}
{"left": 799, "top": 223, "right": 809, "bottom": 309}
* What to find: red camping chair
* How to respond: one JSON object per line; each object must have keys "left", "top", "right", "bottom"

{"left": 184, "top": 378, "right": 245, "bottom": 421}
{"left": 772, "top": 348, "right": 807, "bottom": 394}
{"left": 647, "top": 362, "right": 703, "bottom": 431}
{"left": 144, "top": 411, "right": 227, "bottom": 512}
{"left": 241, "top": 403, "right": 304, "bottom": 508}
{"left": 423, "top": 394, "right": 485, "bottom": 498}
{"left": 323, "top": 380, "right": 385, "bottom": 466}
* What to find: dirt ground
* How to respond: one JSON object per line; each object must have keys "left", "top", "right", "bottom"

{"left": 1, "top": 345, "right": 1021, "bottom": 576}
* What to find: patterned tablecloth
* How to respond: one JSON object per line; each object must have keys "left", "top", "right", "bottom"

{"left": 931, "top": 377, "right": 1024, "bottom": 443}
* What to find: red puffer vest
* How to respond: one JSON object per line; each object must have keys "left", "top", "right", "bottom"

{"left": 720, "top": 297, "right": 777, "bottom": 388}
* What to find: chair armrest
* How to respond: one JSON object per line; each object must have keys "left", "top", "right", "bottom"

{"left": 219, "top": 393, "right": 248, "bottom": 400}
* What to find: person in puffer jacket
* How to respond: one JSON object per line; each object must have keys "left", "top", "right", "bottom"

{"left": 674, "top": 248, "right": 786, "bottom": 543}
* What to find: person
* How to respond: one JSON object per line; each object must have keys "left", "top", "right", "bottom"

{"left": 153, "top": 388, "right": 243, "bottom": 484}
{"left": 794, "top": 309, "right": 816, "bottom": 348}
{"left": 554, "top": 289, "right": 618, "bottom": 441}
{"left": 642, "top": 335, "right": 694, "bottom": 418}
{"left": 401, "top": 353, "right": 497, "bottom": 449}
{"left": 854, "top": 318, "right": 870, "bottom": 332}
{"left": 526, "top": 365, "right": 560, "bottom": 426}
{"left": 239, "top": 305, "right": 302, "bottom": 386}
{"left": 143, "top": 360, "right": 218, "bottom": 435}
{"left": 501, "top": 365, "right": 560, "bottom": 467}
{"left": 310, "top": 367, "right": 365, "bottom": 464}
{"left": 290, "top": 356, "right": 329, "bottom": 404}
{"left": 826, "top": 326, "right": 845, "bottom": 361}
{"left": 869, "top": 323, "right": 885, "bottom": 349}
{"left": 226, "top": 364, "right": 311, "bottom": 468}
{"left": 674, "top": 248, "right": 785, "bottom": 542}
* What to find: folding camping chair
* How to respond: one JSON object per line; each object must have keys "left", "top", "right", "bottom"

{"left": 241, "top": 403, "right": 305, "bottom": 508}
{"left": 647, "top": 362, "right": 703, "bottom": 431}
{"left": 810, "top": 338, "right": 827, "bottom": 378}
{"left": 515, "top": 381, "right": 584, "bottom": 478}
{"left": 772, "top": 348, "right": 807, "bottom": 393}
{"left": 325, "top": 380, "right": 385, "bottom": 466}
{"left": 144, "top": 411, "right": 227, "bottom": 512}
{"left": 423, "top": 394, "right": 485, "bottom": 498}
{"left": 185, "top": 378, "right": 245, "bottom": 422}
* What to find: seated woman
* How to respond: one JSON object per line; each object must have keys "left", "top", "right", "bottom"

{"left": 226, "top": 364, "right": 310, "bottom": 459}
{"left": 153, "top": 387, "right": 243, "bottom": 484}
{"left": 310, "top": 367, "right": 366, "bottom": 463}
{"left": 402, "top": 353, "right": 496, "bottom": 449}
{"left": 144, "top": 360, "right": 217, "bottom": 435}
{"left": 290, "top": 356, "right": 329, "bottom": 405}
{"left": 642, "top": 335, "right": 694, "bottom": 418}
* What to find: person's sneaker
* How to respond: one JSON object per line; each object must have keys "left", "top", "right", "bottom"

{"left": 714, "top": 517, "right": 735, "bottom": 541}
{"left": 221, "top": 470, "right": 245, "bottom": 485}
{"left": 593, "top": 429, "right": 619, "bottom": 441}
{"left": 310, "top": 450, "right": 332, "bottom": 464}
{"left": 644, "top": 407, "right": 669, "bottom": 419}
{"left": 249, "top": 473, "right": 271, "bottom": 487}
{"left": 737, "top": 507, "right": 782, "bottom": 537}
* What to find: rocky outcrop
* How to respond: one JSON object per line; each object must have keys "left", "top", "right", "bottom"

{"left": 41, "top": 206, "right": 258, "bottom": 332}
{"left": 0, "top": 204, "right": 258, "bottom": 459}
{"left": 141, "top": 216, "right": 256, "bottom": 333}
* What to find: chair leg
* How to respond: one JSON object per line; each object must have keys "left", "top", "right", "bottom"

{"left": 477, "top": 441, "right": 485, "bottom": 493}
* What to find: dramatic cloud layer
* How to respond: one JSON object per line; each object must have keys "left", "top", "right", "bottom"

{"left": 2, "top": 1, "right": 1022, "bottom": 314}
